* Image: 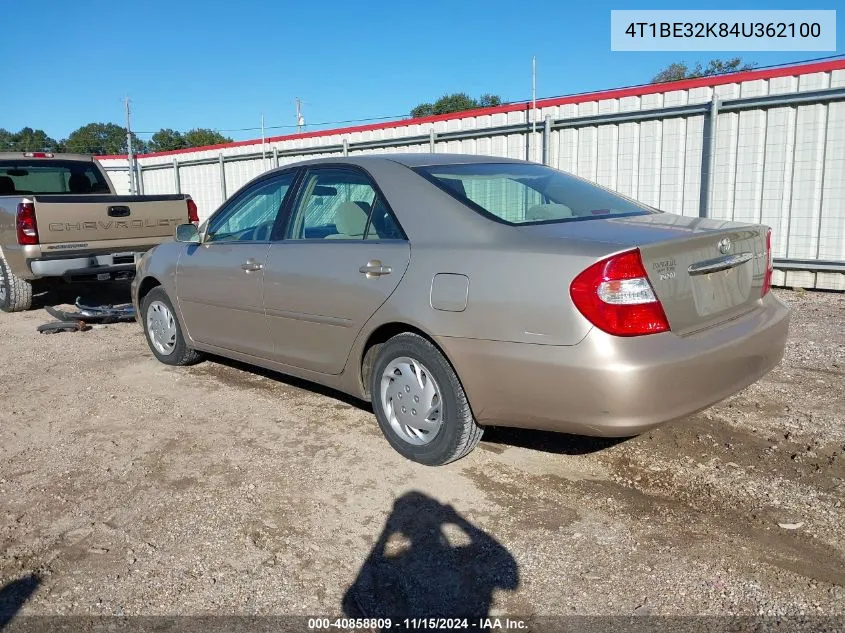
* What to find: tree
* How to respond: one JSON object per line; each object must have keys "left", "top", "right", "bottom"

{"left": 0, "top": 127, "right": 62, "bottom": 152}
{"left": 652, "top": 58, "right": 758, "bottom": 83}
{"left": 411, "top": 92, "right": 504, "bottom": 118}
{"left": 63, "top": 122, "right": 146, "bottom": 155}
{"left": 148, "top": 128, "right": 187, "bottom": 153}
{"left": 182, "top": 128, "right": 232, "bottom": 148}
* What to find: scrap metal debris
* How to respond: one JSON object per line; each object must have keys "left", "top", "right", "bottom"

{"left": 45, "top": 297, "right": 136, "bottom": 324}
{"left": 38, "top": 297, "right": 136, "bottom": 334}
{"left": 37, "top": 320, "right": 91, "bottom": 334}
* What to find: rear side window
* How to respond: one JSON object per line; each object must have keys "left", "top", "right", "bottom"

{"left": 0, "top": 160, "right": 111, "bottom": 194}
{"left": 414, "top": 162, "right": 656, "bottom": 225}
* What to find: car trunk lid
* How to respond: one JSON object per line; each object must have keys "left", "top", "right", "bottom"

{"left": 518, "top": 213, "right": 770, "bottom": 335}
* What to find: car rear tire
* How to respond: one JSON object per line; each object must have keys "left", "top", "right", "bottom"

{"left": 141, "top": 287, "right": 203, "bottom": 366}
{"left": 0, "top": 255, "right": 33, "bottom": 313}
{"left": 370, "top": 332, "right": 483, "bottom": 466}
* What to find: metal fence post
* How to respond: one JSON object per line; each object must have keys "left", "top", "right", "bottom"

{"left": 342, "top": 138, "right": 349, "bottom": 156}
{"left": 699, "top": 93, "right": 720, "bottom": 218}
{"left": 219, "top": 154, "right": 226, "bottom": 200}
{"left": 173, "top": 158, "right": 181, "bottom": 193}
{"left": 430, "top": 128, "right": 436, "bottom": 152}
{"left": 273, "top": 147, "right": 279, "bottom": 168}
{"left": 543, "top": 115, "right": 552, "bottom": 165}
{"left": 136, "top": 163, "right": 144, "bottom": 195}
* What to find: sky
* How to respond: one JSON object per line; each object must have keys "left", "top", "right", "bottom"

{"left": 2, "top": 0, "right": 841, "bottom": 143}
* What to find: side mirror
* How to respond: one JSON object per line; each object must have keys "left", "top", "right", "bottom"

{"left": 175, "top": 223, "right": 200, "bottom": 243}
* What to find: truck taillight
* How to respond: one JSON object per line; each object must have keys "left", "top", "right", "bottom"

{"left": 16, "top": 202, "right": 39, "bottom": 245}
{"left": 23, "top": 152, "right": 54, "bottom": 158}
{"left": 761, "top": 228, "right": 773, "bottom": 297}
{"left": 570, "top": 249, "right": 669, "bottom": 337}
{"left": 187, "top": 198, "right": 199, "bottom": 224}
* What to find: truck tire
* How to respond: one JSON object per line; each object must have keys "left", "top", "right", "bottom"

{"left": 0, "top": 255, "right": 33, "bottom": 313}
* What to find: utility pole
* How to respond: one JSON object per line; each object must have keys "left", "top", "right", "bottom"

{"left": 531, "top": 56, "right": 537, "bottom": 163}
{"left": 295, "top": 98, "right": 305, "bottom": 134}
{"left": 124, "top": 97, "right": 136, "bottom": 195}
{"left": 261, "top": 112, "right": 267, "bottom": 171}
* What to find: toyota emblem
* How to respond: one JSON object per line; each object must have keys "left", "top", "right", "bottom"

{"left": 718, "top": 237, "right": 732, "bottom": 255}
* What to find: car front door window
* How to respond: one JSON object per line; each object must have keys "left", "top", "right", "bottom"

{"left": 206, "top": 174, "right": 295, "bottom": 243}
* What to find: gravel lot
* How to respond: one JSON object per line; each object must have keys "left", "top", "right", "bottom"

{"left": 0, "top": 286, "right": 842, "bottom": 624}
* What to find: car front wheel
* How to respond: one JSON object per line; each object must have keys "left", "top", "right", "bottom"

{"left": 141, "top": 287, "right": 203, "bottom": 366}
{"left": 370, "top": 332, "right": 482, "bottom": 466}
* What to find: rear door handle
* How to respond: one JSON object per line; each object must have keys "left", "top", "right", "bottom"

{"left": 359, "top": 260, "right": 391, "bottom": 277}
{"left": 241, "top": 259, "right": 264, "bottom": 273}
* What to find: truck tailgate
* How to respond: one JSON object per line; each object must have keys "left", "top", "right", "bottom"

{"left": 33, "top": 194, "right": 190, "bottom": 245}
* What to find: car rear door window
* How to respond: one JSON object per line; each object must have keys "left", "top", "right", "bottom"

{"left": 286, "top": 168, "right": 403, "bottom": 241}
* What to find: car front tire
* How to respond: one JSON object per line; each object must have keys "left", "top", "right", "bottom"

{"left": 141, "top": 287, "right": 203, "bottom": 366}
{"left": 370, "top": 332, "right": 483, "bottom": 466}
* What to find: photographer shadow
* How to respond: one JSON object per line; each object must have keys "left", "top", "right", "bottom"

{"left": 342, "top": 491, "right": 519, "bottom": 629}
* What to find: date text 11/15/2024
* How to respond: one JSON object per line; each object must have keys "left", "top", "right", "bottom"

{"left": 308, "top": 617, "right": 528, "bottom": 630}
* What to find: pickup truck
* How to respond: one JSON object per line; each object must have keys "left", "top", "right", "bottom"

{"left": 0, "top": 152, "right": 198, "bottom": 312}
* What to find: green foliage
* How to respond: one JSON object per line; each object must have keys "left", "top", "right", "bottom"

{"left": 0, "top": 127, "right": 63, "bottom": 152}
{"left": 147, "top": 128, "right": 233, "bottom": 153}
{"left": 651, "top": 58, "right": 758, "bottom": 83}
{"left": 148, "top": 128, "right": 187, "bottom": 152}
{"left": 63, "top": 122, "right": 146, "bottom": 155}
{"left": 411, "top": 92, "right": 504, "bottom": 118}
{"left": 182, "top": 128, "right": 232, "bottom": 148}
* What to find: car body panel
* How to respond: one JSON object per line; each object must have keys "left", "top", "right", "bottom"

{"left": 263, "top": 240, "right": 411, "bottom": 373}
{"left": 176, "top": 241, "right": 272, "bottom": 358}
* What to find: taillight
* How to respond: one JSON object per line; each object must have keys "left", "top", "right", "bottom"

{"left": 187, "top": 198, "right": 199, "bottom": 224}
{"left": 16, "top": 202, "right": 39, "bottom": 245}
{"left": 761, "top": 228, "right": 773, "bottom": 297}
{"left": 570, "top": 249, "right": 669, "bottom": 337}
{"left": 23, "top": 152, "right": 54, "bottom": 158}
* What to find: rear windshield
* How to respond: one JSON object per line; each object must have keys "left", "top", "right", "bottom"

{"left": 0, "top": 160, "right": 111, "bottom": 195}
{"left": 414, "top": 162, "right": 656, "bottom": 225}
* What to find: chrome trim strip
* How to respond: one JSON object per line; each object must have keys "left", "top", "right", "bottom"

{"left": 687, "top": 252, "right": 753, "bottom": 276}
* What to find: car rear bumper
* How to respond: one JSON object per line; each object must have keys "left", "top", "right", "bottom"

{"left": 437, "top": 293, "right": 790, "bottom": 437}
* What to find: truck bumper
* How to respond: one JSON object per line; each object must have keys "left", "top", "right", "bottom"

{"left": 0, "top": 243, "right": 142, "bottom": 282}
{"left": 30, "top": 255, "right": 139, "bottom": 282}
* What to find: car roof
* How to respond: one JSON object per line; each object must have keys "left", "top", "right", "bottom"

{"left": 282, "top": 153, "right": 529, "bottom": 169}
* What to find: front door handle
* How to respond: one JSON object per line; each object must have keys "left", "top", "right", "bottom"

{"left": 359, "top": 260, "right": 392, "bottom": 278}
{"left": 241, "top": 259, "right": 264, "bottom": 273}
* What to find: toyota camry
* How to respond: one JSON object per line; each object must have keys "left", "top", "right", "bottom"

{"left": 132, "top": 154, "right": 790, "bottom": 465}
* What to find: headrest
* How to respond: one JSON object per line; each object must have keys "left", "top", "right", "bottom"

{"left": 333, "top": 201, "right": 369, "bottom": 236}
{"left": 525, "top": 203, "right": 574, "bottom": 221}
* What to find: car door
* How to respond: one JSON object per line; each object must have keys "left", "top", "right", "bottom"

{"left": 176, "top": 171, "right": 297, "bottom": 358}
{"left": 263, "top": 165, "right": 410, "bottom": 374}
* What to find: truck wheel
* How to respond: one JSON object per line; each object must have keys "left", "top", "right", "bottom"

{"left": 0, "top": 256, "right": 33, "bottom": 313}
{"left": 141, "top": 286, "right": 203, "bottom": 366}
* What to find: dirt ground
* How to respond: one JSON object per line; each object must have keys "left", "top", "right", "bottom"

{"left": 0, "top": 285, "right": 842, "bottom": 624}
